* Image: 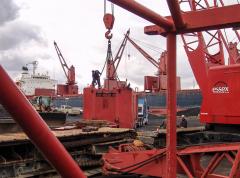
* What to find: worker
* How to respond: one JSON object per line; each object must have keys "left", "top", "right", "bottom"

{"left": 91, "top": 70, "right": 95, "bottom": 86}
{"left": 91, "top": 70, "right": 101, "bottom": 88}
{"left": 159, "top": 119, "right": 166, "bottom": 129}
{"left": 37, "top": 96, "right": 43, "bottom": 112}
{"left": 179, "top": 115, "right": 187, "bottom": 128}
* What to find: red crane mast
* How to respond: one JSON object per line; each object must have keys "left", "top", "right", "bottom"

{"left": 53, "top": 41, "right": 78, "bottom": 96}
{"left": 54, "top": 41, "right": 75, "bottom": 85}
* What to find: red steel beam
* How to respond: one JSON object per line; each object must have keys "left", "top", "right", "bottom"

{"left": 177, "top": 156, "right": 194, "bottom": 178}
{"left": 108, "top": 0, "right": 173, "bottom": 30}
{"left": 0, "top": 65, "right": 86, "bottom": 178}
{"left": 166, "top": 0, "right": 185, "bottom": 29}
{"left": 103, "top": 142, "right": 240, "bottom": 177}
{"left": 145, "top": 4, "right": 240, "bottom": 35}
{"left": 229, "top": 147, "right": 240, "bottom": 178}
{"left": 166, "top": 33, "right": 177, "bottom": 178}
{"left": 178, "top": 142, "right": 240, "bottom": 155}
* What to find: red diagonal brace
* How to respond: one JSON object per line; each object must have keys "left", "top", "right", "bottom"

{"left": 177, "top": 156, "right": 194, "bottom": 178}
{"left": 230, "top": 147, "right": 240, "bottom": 178}
{"left": 108, "top": 0, "right": 173, "bottom": 30}
{"left": 201, "top": 152, "right": 221, "bottom": 177}
{"left": 0, "top": 65, "right": 86, "bottom": 178}
{"left": 166, "top": 0, "right": 185, "bottom": 29}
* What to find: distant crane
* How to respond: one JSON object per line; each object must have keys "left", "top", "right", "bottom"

{"left": 126, "top": 36, "right": 166, "bottom": 75}
{"left": 54, "top": 41, "right": 78, "bottom": 96}
{"left": 126, "top": 36, "right": 181, "bottom": 92}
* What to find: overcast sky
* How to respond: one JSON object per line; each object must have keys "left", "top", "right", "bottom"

{"left": 0, "top": 0, "right": 238, "bottom": 92}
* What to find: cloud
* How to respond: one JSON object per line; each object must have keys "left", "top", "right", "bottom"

{"left": 0, "top": 0, "right": 19, "bottom": 25}
{"left": 0, "top": 46, "right": 51, "bottom": 73}
{"left": 0, "top": 21, "right": 46, "bottom": 51}
{"left": 0, "top": 0, "right": 49, "bottom": 78}
{"left": 0, "top": 51, "right": 30, "bottom": 72}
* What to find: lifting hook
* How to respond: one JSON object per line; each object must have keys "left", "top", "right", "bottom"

{"left": 105, "top": 30, "right": 113, "bottom": 39}
{"left": 103, "top": 13, "right": 114, "bottom": 40}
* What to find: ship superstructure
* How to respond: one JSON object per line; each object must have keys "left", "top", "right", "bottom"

{"left": 16, "top": 61, "right": 57, "bottom": 97}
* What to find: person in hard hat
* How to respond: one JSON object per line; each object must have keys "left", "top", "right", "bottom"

{"left": 91, "top": 70, "right": 101, "bottom": 88}
{"left": 179, "top": 115, "right": 187, "bottom": 128}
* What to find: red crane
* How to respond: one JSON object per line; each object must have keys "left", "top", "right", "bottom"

{"left": 103, "top": 30, "right": 130, "bottom": 89}
{"left": 1, "top": 1, "right": 240, "bottom": 178}
{"left": 102, "top": 1, "right": 240, "bottom": 178}
{"left": 178, "top": 0, "right": 240, "bottom": 128}
{"left": 53, "top": 41, "right": 78, "bottom": 96}
{"left": 126, "top": 36, "right": 181, "bottom": 92}
{"left": 83, "top": 3, "right": 138, "bottom": 129}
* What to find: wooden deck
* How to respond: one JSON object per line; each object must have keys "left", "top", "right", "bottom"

{"left": 0, "top": 127, "right": 133, "bottom": 143}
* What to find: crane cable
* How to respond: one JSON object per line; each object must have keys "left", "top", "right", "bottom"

{"left": 100, "top": 39, "right": 113, "bottom": 76}
{"left": 101, "top": 0, "right": 114, "bottom": 76}
{"left": 104, "top": 0, "right": 114, "bottom": 15}
{"left": 130, "top": 37, "right": 165, "bottom": 53}
{"left": 102, "top": 0, "right": 116, "bottom": 78}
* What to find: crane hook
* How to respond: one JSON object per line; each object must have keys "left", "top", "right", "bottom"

{"left": 105, "top": 30, "right": 113, "bottom": 39}
{"left": 103, "top": 13, "right": 114, "bottom": 40}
